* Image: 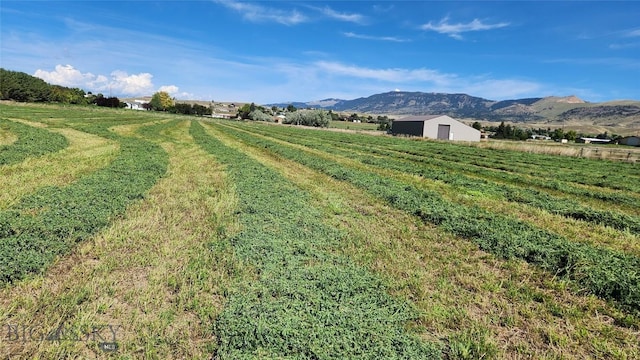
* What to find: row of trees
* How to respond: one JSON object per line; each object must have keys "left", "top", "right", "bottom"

{"left": 283, "top": 110, "right": 331, "bottom": 127}
{"left": 1, "top": 69, "right": 87, "bottom": 104}
{"left": 479, "top": 121, "right": 622, "bottom": 142}
{"left": 235, "top": 102, "right": 331, "bottom": 127}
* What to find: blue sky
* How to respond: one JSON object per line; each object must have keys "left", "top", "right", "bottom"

{"left": 1, "top": 1, "right": 639, "bottom": 103}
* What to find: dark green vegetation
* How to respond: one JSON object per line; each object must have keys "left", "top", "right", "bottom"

{"left": 191, "top": 121, "right": 441, "bottom": 358}
{"left": 210, "top": 122, "right": 640, "bottom": 313}
{"left": 0, "top": 118, "right": 68, "bottom": 165}
{"left": 0, "top": 112, "right": 168, "bottom": 283}
{"left": 1, "top": 68, "right": 87, "bottom": 104}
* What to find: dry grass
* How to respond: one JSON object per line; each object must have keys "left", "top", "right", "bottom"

{"left": 207, "top": 121, "right": 640, "bottom": 359}
{"left": 0, "top": 120, "right": 242, "bottom": 359}
{"left": 0, "top": 127, "right": 119, "bottom": 209}
{"left": 475, "top": 140, "right": 640, "bottom": 162}
{"left": 0, "top": 126, "right": 18, "bottom": 146}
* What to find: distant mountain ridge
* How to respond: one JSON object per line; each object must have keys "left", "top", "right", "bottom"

{"left": 268, "top": 91, "right": 640, "bottom": 127}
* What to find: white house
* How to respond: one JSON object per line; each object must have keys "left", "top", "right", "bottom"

{"left": 391, "top": 115, "right": 481, "bottom": 142}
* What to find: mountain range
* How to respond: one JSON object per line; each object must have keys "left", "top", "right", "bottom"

{"left": 268, "top": 91, "right": 640, "bottom": 132}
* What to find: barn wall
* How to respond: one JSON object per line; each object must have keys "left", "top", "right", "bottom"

{"left": 423, "top": 116, "right": 481, "bottom": 142}
{"left": 391, "top": 121, "right": 425, "bottom": 137}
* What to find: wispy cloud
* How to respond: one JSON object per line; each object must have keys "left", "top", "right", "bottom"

{"left": 316, "top": 6, "right": 366, "bottom": 24}
{"left": 609, "top": 42, "right": 640, "bottom": 50}
{"left": 314, "top": 61, "right": 454, "bottom": 85}
{"left": 420, "top": 16, "right": 510, "bottom": 40}
{"left": 624, "top": 28, "right": 640, "bottom": 37}
{"left": 213, "top": 0, "right": 307, "bottom": 26}
{"left": 343, "top": 32, "right": 410, "bottom": 43}
{"left": 311, "top": 61, "right": 542, "bottom": 100}
{"left": 544, "top": 57, "right": 640, "bottom": 69}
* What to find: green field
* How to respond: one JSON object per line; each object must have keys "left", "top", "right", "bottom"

{"left": 1, "top": 103, "right": 639, "bottom": 359}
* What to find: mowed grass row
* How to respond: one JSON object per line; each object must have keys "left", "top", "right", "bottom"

{"left": 1, "top": 119, "right": 241, "bottom": 358}
{"left": 229, "top": 123, "right": 640, "bottom": 256}
{"left": 237, "top": 123, "right": 640, "bottom": 234}
{"left": 191, "top": 121, "right": 442, "bottom": 359}
{"left": 252, "top": 124, "right": 640, "bottom": 213}
{"left": 0, "top": 118, "right": 168, "bottom": 283}
{"left": 0, "top": 118, "right": 69, "bottom": 166}
{"left": 206, "top": 120, "right": 640, "bottom": 358}
{"left": 242, "top": 124, "right": 640, "bottom": 259}
{"left": 0, "top": 127, "right": 119, "bottom": 209}
{"left": 246, "top": 126, "right": 640, "bottom": 215}
{"left": 212, "top": 121, "right": 640, "bottom": 313}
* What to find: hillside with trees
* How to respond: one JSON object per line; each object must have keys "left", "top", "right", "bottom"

{"left": 0, "top": 68, "right": 87, "bottom": 104}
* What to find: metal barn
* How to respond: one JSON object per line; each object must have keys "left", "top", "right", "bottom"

{"left": 391, "top": 115, "right": 481, "bottom": 142}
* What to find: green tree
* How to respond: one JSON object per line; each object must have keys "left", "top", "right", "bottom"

{"left": 150, "top": 91, "right": 174, "bottom": 111}
{"left": 249, "top": 109, "right": 273, "bottom": 122}
{"left": 283, "top": 109, "right": 330, "bottom": 127}
{"left": 551, "top": 128, "right": 565, "bottom": 141}
{"left": 472, "top": 121, "right": 482, "bottom": 130}
{"left": 237, "top": 103, "right": 252, "bottom": 119}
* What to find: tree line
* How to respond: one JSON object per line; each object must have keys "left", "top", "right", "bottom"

{"left": 475, "top": 121, "right": 622, "bottom": 142}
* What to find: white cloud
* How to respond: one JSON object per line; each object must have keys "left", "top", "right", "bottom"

{"left": 318, "top": 6, "right": 366, "bottom": 24}
{"left": 213, "top": 0, "right": 307, "bottom": 25}
{"left": 33, "top": 64, "right": 156, "bottom": 96}
{"left": 34, "top": 64, "right": 100, "bottom": 88}
{"left": 421, "top": 17, "right": 510, "bottom": 40}
{"left": 158, "top": 85, "right": 179, "bottom": 94}
{"left": 110, "top": 70, "right": 154, "bottom": 95}
{"left": 343, "top": 32, "right": 410, "bottom": 43}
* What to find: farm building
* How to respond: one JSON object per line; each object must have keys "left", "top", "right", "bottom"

{"left": 391, "top": 115, "right": 481, "bottom": 142}
{"left": 617, "top": 136, "right": 640, "bottom": 147}
{"left": 576, "top": 137, "right": 611, "bottom": 144}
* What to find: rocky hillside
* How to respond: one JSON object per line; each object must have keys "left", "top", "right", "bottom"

{"left": 269, "top": 91, "right": 640, "bottom": 129}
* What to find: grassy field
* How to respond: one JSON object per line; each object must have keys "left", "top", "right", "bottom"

{"left": 329, "top": 120, "right": 381, "bottom": 131}
{"left": 1, "top": 103, "right": 639, "bottom": 359}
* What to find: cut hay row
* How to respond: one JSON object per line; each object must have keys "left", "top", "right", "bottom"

{"left": 191, "top": 121, "right": 442, "bottom": 358}
{"left": 0, "top": 118, "right": 168, "bottom": 283}
{"left": 0, "top": 118, "right": 69, "bottom": 166}
{"left": 203, "top": 120, "right": 640, "bottom": 358}
{"left": 246, "top": 123, "right": 640, "bottom": 212}
{"left": 240, "top": 123, "right": 640, "bottom": 233}
{"left": 0, "top": 120, "right": 238, "bottom": 358}
{"left": 0, "top": 127, "right": 119, "bottom": 210}
{"left": 213, "top": 121, "right": 640, "bottom": 312}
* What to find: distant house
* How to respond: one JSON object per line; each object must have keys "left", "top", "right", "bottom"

{"left": 125, "top": 100, "right": 147, "bottom": 110}
{"left": 576, "top": 137, "right": 611, "bottom": 144}
{"left": 391, "top": 115, "right": 481, "bottom": 142}
{"left": 617, "top": 135, "right": 640, "bottom": 147}
{"left": 212, "top": 113, "right": 234, "bottom": 119}
{"left": 531, "top": 134, "right": 551, "bottom": 140}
